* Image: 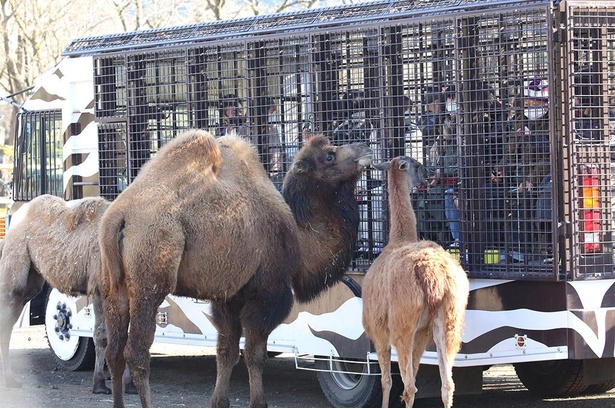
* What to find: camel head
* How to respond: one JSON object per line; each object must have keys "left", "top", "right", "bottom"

{"left": 373, "top": 156, "right": 428, "bottom": 188}
{"left": 282, "top": 135, "right": 372, "bottom": 302}
{"left": 282, "top": 135, "right": 372, "bottom": 226}
{"left": 286, "top": 134, "right": 373, "bottom": 186}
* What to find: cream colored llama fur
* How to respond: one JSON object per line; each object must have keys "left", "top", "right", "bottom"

{"left": 362, "top": 156, "right": 470, "bottom": 408}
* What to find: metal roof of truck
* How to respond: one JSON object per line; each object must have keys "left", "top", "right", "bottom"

{"left": 62, "top": 0, "right": 551, "bottom": 56}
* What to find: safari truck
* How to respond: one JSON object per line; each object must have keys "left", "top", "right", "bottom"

{"left": 8, "top": 0, "right": 614, "bottom": 406}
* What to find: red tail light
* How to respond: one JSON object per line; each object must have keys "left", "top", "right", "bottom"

{"left": 579, "top": 165, "right": 601, "bottom": 253}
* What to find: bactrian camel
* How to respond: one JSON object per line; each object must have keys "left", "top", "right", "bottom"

{"left": 362, "top": 156, "right": 470, "bottom": 408}
{"left": 99, "top": 130, "right": 372, "bottom": 407}
{"left": 0, "top": 195, "right": 132, "bottom": 394}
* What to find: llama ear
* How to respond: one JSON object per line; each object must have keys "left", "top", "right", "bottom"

{"left": 398, "top": 159, "right": 409, "bottom": 170}
{"left": 372, "top": 161, "right": 391, "bottom": 171}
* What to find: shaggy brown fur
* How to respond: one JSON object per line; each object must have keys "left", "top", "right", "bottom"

{"left": 362, "top": 156, "right": 470, "bottom": 408}
{"left": 100, "top": 130, "right": 371, "bottom": 408}
{"left": 0, "top": 195, "right": 116, "bottom": 394}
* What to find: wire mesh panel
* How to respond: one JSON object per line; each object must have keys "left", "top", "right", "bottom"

{"left": 87, "top": 0, "right": 614, "bottom": 280}
{"left": 98, "top": 122, "right": 128, "bottom": 201}
{"left": 563, "top": 1, "right": 615, "bottom": 278}
{"left": 13, "top": 110, "right": 64, "bottom": 200}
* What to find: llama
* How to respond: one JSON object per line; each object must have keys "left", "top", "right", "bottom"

{"left": 0, "top": 195, "right": 132, "bottom": 395}
{"left": 99, "top": 130, "right": 371, "bottom": 407}
{"left": 362, "top": 156, "right": 470, "bottom": 408}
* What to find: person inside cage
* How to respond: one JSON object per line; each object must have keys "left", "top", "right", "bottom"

{"left": 264, "top": 97, "right": 287, "bottom": 190}
{"left": 502, "top": 78, "right": 551, "bottom": 194}
{"left": 502, "top": 78, "right": 553, "bottom": 260}
{"left": 332, "top": 89, "right": 374, "bottom": 145}
{"left": 216, "top": 94, "right": 251, "bottom": 139}
{"left": 411, "top": 86, "right": 452, "bottom": 245}
{"left": 425, "top": 85, "right": 461, "bottom": 248}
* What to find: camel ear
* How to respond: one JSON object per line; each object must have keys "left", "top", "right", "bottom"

{"left": 372, "top": 161, "right": 391, "bottom": 171}
{"left": 292, "top": 160, "right": 310, "bottom": 174}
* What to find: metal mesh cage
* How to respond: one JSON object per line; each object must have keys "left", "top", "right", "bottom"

{"left": 13, "top": 110, "right": 64, "bottom": 200}
{"left": 87, "top": 0, "right": 613, "bottom": 280}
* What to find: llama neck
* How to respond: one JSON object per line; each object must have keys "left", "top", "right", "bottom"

{"left": 387, "top": 173, "right": 418, "bottom": 244}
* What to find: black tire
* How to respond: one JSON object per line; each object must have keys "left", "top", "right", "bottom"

{"left": 316, "top": 358, "right": 403, "bottom": 408}
{"left": 583, "top": 380, "right": 615, "bottom": 395}
{"left": 47, "top": 335, "right": 96, "bottom": 372}
{"left": 514, "top": 360, "right": 587, "bottom": 398}
{"left": 44, "top": 288, "right": 96, "bottom": 371}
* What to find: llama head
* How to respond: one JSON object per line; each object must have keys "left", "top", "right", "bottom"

{"left": 373, "top": 156, "right": 427, "bottom": 188}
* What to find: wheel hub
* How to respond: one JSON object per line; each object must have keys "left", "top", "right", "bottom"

{"left": 53, "top": 302, "right": 72, "bottom": 341}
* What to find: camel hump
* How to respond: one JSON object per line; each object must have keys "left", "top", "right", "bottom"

{"left": 144, "top": 129, "right": 223, "bottom": 176}
{"left": 65, "top": 197, "right": 110, "bottom": 231}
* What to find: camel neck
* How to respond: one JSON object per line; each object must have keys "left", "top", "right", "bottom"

{"left": 387, "top": 173, "right": 418, "bottom": 244}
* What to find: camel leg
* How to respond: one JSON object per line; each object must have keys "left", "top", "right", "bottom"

{"left": 123, "top": 291, "right": 167, "bottom": 408}
{"left": 0, "top": 267, "right": 44, "bottom": 389}
{"left": 0, "top": 302, "right": 28, "bottom": 388}
{"left": 374, "top": 341, "right": 392, "bottom": 408}
{"left": 239, "top": 276, "right": 293, "bottom": 408}
{"left": 91, "top": 295, "right": 110, "bottom": 394}
{"left": 210, "top": 300, "right": 243, "bottom": 408}
{"left": 104, "top": 289, "right": 130, "bottom": 408}
{"left": 123, "top": 365, "right": 137, "bottom": 394}
{"left": 432, "top": 312, "right": 455, "bottom": 408}
{"left": 242, "top": 329, "right": 269, "bottom": 408}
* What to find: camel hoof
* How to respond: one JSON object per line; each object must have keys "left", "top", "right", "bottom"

{"left": 250, "top": 401, "right": 268, "bottom": 408}
{"left": 211, "top": 396, "right": 230, "bottom": 407}
{"left": 124, "top": 381, "right": 138, "bottom": 395}
{"left": 92, "top": 384, "right": 112, "bottom": 395}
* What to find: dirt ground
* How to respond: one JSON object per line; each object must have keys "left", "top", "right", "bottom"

{"left": 1, "top": 326, "right": 613, "bottom": 408}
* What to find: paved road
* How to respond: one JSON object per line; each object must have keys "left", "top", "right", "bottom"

{"left": 1, "top": 327, "right": 613, "bottom": 408}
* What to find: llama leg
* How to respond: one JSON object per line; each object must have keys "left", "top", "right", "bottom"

{"left": 91, "top": 295, "right": 110, "bottom": 394}
{"left": 395, "top": 337, "right": 418, "bottom": 408}
{"left": 374, "top": 341, "right": 392, "bottom": 408}
{"left": 411, "top": 328, "right": 431, "bottom": 381}
{"left": 433, "top": 309, "right": 460, "bottom": 408}
{"left": 210, "top": 300, "right": 243, "bottom": 408}
{"left": 104, "top": 289, "right": 130, "bottom": 407}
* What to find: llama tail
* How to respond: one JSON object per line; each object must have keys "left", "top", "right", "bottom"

{"left": 443, "top": 265, "right": 470, "bottom": 358}
{"left": 99, "top": 208, "right": 126, "bottom": 298}
{"left": 413, "top": 247, "right": 448, "bottom": 313}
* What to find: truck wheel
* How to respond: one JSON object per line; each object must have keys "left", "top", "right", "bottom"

{"left": 583, "top": 380, "right": 615, "bottom": 395}
{"left": 45, "top": 288, "right": 95, "bottom": 371}
{"left": 514, "top": 359, "right": 586, "bottom": 398}
{"left": 316, "top": 358, "right": 403, "bottom": 407}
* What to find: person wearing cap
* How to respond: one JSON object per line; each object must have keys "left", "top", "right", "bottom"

{"left": 503, "top": 78, "right": 551, "bottom": 193}
{"left": 502, "top": 78, "right": 552, "bottom": 259}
